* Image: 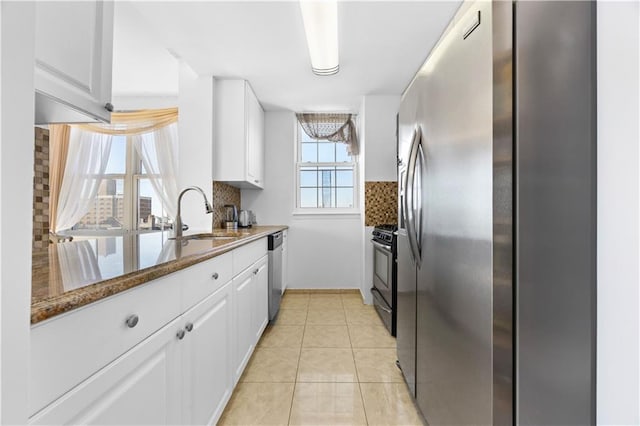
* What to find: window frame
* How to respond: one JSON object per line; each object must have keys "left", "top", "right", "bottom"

{"left": 293, "top": 122, "right": 360, "bottom": 215}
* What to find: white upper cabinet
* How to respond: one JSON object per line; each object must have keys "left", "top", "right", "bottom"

{"left": 215, "top": 80, "right": 265, "bottom": 189}
{"left": 34, "top": 0, "right": 114, "bottom": 123}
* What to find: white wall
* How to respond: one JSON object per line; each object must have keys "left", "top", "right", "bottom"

{"left": 177, "top": 63, "right": 214, "bottom": 233}
{"left": 111, "top": 95, "right": 178, "bottom": 111}
{"left": 242, "top": 111, "right": 363, "bottom": 290}
{"left": 596, "top": 2, "right": 640, "bottom": 424}
{"left": 362, "top": 95, "right": 400, "bottom": 182}
{"left": 0, "top": 2, "right": 35, "bottom": 423}
{"left": 112, "top": 1, "right": 178, "bottom": 100}
{"left": 360, "top": 95, "right": 401, "bottom": 304}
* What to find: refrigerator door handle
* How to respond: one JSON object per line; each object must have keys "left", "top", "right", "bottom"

{"left": 404, "top": 126, "right": 422, "bottom": 264}
{"left": 414, "top": 140, "right": 425, "bottom": 252}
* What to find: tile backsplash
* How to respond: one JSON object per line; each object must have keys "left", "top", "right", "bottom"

{"left": 212, "top": 181, "right": 241, "bottom": 228}
{"left": 364, "top": 181, "right": 397, "bottom": 227}
{"left": 33, "top": 127, "right": 50, "bottom": 249}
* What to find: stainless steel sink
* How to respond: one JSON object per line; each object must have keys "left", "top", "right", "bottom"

{"left": 169, "top": 233, "right": 238, "bottom": 241}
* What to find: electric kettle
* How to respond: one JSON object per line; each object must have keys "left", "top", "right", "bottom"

{"left": 238, "top": 210, "right": 251, "bottom": 228}
{"left": 224, "top": 204, "right": 237, "bottom": 230}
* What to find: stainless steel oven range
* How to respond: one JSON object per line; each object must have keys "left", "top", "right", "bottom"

{"left": 371, "top": 224, "right": 397, "bottom": 336}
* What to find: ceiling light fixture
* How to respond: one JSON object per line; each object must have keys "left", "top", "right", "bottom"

{"left": 299, "top": 0, "right": 339, "bottom": 76}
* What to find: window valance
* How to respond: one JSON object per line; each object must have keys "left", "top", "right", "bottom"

{"left": 296, "top": 113, "right": 359, "bottom": 155}
{"left": 75, "top": 107, "right": 178, "bottom": 136}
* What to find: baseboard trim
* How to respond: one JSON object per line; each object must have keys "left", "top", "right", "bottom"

{"left": 284, "top": 289, "right": 360, "bottom": 295}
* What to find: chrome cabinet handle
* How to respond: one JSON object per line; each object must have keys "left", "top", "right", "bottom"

{"left": 212, "top": 272, "right": 219, "bottom": 280}
{"left": 253, "top": 268, "right": 259, "bottom": 275}
{"left": 176, "top": 329, "right": 186, "bottom": 340}
{"left": 125, "top": 314, "right": 139, "bottom": 328}
{"left": 185, "top": 323, "right": 194, "bottom": 332}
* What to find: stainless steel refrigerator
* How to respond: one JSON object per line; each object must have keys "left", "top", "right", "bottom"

{"left": 396, "top": 1, "right": 596, "bottom": 424}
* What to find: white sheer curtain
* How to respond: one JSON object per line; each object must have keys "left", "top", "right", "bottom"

{"left": 55, "top": 128, "right": 113, "bottom": 232}
{"left": 131, "top": 122, "right": 179, "bottom": 220}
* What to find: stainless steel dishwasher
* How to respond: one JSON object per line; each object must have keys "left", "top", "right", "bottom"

{"left": 268, "top": 231, "right": 283, "bottom": 321}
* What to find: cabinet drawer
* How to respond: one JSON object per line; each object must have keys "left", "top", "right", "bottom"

{"left": 181, "top": 252, "right": 232, "bottom": 312}
{"left": 29, "top": 274, "right": 181, "bottom": 417}
{"left": 232, "top": 238, "right": 267, "bottom": 276}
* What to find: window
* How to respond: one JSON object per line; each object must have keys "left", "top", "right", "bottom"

{"left": 296, "top": 123, "right": 358, "bottom": 211}
{"left": 73, "top": 134, "right": 172, "bottom": 233}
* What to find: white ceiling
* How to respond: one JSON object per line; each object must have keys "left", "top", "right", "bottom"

{"left": 113, "top": 1, "right": 461, "bottom": 112}
{"left": 112, "top": 2, "right": 179, "bottom": 97}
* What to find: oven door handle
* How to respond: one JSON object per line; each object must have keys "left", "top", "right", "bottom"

{"left": 371, "top": 239, "right": 392, "bottom": 252}
{"left": 371, "top": 288, "right": 392, "bottom": 313}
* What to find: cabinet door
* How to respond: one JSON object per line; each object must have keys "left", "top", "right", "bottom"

{"left": 181, "top": 282, "right": 233, "bottom": 426}
{"left": 246, "top": 86, "right": 264, "bottom": 188}
{"left": 34, "top": 0, "right": 113, "bottom": 122}
{"left": 253, "top": 255, "right": 269, "bottom": 343}
{"left": 232, "top": 268, "right": 255, "bottom": 382}
{"left": 29, "top": 318, "right": 182, "bottom": 425}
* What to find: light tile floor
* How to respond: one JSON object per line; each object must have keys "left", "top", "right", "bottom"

{"left": 219, "top": 291, "right": 425, "bottom": 426}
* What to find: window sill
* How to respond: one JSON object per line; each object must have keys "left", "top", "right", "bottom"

{"left": 292, "top": 209, "right": 361, "bottom": 217}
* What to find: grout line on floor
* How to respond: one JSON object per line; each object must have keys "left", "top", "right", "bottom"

{"left": 287, "top": 302, "right": 307, "bottom": 425}
{"left": 345, "top": 301, "right": 370, "bottom": 425}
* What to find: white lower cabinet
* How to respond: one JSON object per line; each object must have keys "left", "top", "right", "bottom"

{"left": 31, "top": 283, "right": 236, "bottom": 426}
{"left": 232, "top": 254, "right": 269, "bottom": 383}
{"left": 181, "top": 282, "right": 234, "bottom": 425}
{"left": 253, "top": 255, "right": 269, "bottom": 342}
{"left": 233, "top": 266, "right": 256, "bottom": 382}
{"left": 29, "top": 237, "right": 272, "bottom": 425}
{"left": 30, "top": 317, "right": 182, "bottom": 425}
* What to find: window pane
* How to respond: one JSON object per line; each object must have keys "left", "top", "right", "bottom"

{"left": 319, "top": 168, "right": 335, "bottom": 187}
{"left": 337, "top": 188, "right": 354, "bottom": 208}
{"left": 74, "top": 178, "right": 125, "bottom": 230}
{"left": 318, "top": 142, "right": 335, "bottom": 162}
{"left": 301, "top": 143, "right": 317, "bottom": 162}
{"left": 319, "top": 187, "right": 335, "bottom": 208}
{"left": 336, "top": 143, "right": 351, "bottom": 162}
{"left": 336, "top": 169, "right": 353, "bottom": 187}
{"left": 300, "top": 168, "right": 317, "bottom": 187}
{"left": 105, "top": 136, "right": 126, "bottom": 174}
{"left": 300, "top": 188, "right": 317, "bottom": 208}
{"left": 137, "top": 178, "right": 172, "bottom": 231}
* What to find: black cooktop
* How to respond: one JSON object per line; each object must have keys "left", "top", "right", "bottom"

{"left": 373, "top": 224, "right": 398, "bottom": 232}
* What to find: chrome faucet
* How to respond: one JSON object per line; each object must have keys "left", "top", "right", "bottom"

{"left": 174, "top": 186, "right": 214, "bottom": 239}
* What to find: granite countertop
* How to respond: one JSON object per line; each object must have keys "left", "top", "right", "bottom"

{"left": 31, "top": 226, "right": 287, "bottom": 324}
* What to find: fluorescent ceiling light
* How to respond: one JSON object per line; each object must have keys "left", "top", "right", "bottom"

{"left": 299, "top": 0, "right": 339, "bottom": 76}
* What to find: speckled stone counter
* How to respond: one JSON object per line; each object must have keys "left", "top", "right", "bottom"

{"left": 31, "top": 226, "right": 287, "bottom": 324}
